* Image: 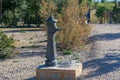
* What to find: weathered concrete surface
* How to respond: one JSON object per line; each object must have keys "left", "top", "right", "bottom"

{"left": 36, "top": 63, "right": 82, "bottom": 80}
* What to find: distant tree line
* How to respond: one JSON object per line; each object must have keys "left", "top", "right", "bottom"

{"left": 0, "top": 0, "right": 42, "bottom": 27}
{"left": 0, "top": 0, "right": 88, "bottom": 27}
{"left": 88, "top": 0, "right": 120, "bottom": 23}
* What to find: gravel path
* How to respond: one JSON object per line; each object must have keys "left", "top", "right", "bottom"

{"left": 0, "top": 28, "right": 47, "bottom": 80}
{"left": 0, "top": 28, "right": 86, "bottom": 80}
{"left": 0, "top": 24, "right": 120, "bottom": 80}
{"left": 79, "top": 24, "right": 120, "bottom": 80}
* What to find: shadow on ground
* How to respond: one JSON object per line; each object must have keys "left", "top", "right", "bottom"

{"left": 15, "top": 45, "right": 46, "bottom": 58}
{"left": 80, "top": 53, "right": 120, "bottom": 79}
{"left": 89, "top": 33, "right": 120, "bottom": 41}
{"left": 3, "top": 28, "right": 44, "bottom": 33}
{"left": 26, "top": 77, "right": 36, "bottom": 80}
{"left": 18, "top": 51, "right": 45, "bottom": 58}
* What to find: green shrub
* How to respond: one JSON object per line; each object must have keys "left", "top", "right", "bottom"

{"left": 2, "top": 10, "right": 19, "bottom": 26}
{"left": 95, "top": 3, "right": 114, "bottom": 23}
{"left": 0, "top": 31, "right": 14, "bottom": 59}
{"left": 20, "top": 29, "right": 26, "bottom": 33}
{"left": 113, "top": 7, "right": 120, "bottom": 23}
{"left": 63, "top": 50, "right": 72, "bottom": 55}
{"left": 21, "top": 45, "right": 39, "bottom": 48}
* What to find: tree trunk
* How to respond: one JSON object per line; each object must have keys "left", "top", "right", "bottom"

{"left": 0, "top": 0, "right": 2, "bottom": 17}
{"left": 115, "top": 0, "right": 117, "bottom": 8}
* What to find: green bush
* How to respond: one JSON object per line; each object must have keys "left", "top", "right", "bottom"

{"left": 0, "top": 31, "right": 14, "bottom": 58}
{"left": 95, "top": 3, "right": 114, "bottom": 23}
{"left": 2, "top": 10, "right": 20, "bottom": 26}
{"left": 113, "top": 7, "right": 120, "bottom": 23}
{"left": 63, "top": 50, "right": 72, "bottom": 55}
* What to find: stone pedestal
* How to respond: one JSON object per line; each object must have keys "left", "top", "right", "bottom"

{"left": 36, "top": 63, "right": 82, "bottom": 80}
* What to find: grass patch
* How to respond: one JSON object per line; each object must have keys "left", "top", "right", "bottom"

{"left": 31, "top": 45, "right": 39, "bottom": 48}
{"left": 29, "top": 41, "right": 32, "bottom": 43}
{"left": 21, "top": 46, "right": 26, "bottom": 48}
{"left": 75, "top": 57, "right": 79, "bottom": 60}
{"left": 20, "top": 29, "right": 26, "bottom": 33}
{"left": 12, "top": 60, "right": 19, "bottom": 63}
{"left": 63, "top": 50, "right": 72, "bottom": 55}
{"left": 30, "top": 38, "right": 33, "bottom": 40}
{"left": 21, "top": 45, "right": 39, "bottom": 48}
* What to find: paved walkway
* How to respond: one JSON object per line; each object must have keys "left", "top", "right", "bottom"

{"left": 80, "top": 24, "right": 120, "bottom": 80}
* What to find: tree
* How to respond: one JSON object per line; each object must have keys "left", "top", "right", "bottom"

{"left": 96, "top": 6, "right": 107, "bottom": 23}
{"left": 23, "top": 0, "right": 42, "bottom": 27}
{"left": 39, "top": 0, "right": 57, "bottom": 19}
{"left": 0, "top": 0, "right": 2, "bottom": 17}
{"left": 112, "top": 0, "right": 120, "bottom": 23}
{"left": 0, "top": 0, "right": 2, "bottom": 24}
{"left": 101, "top": 0, "right": 107, "bottom": 3}
{"left": 1, "top": 0, "right": 28, "bottom": 26}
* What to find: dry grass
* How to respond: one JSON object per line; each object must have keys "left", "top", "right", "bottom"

{"left": 91, "top": 10, "right": 98, "bottom": 23}
{"left": 57, "top": 0, "right": 91, "bottom": 50}
{"left": 39, "top": 0, "right": 91, "bottom": 50}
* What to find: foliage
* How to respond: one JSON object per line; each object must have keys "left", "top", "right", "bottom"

{"left": 0, "top": 31, "right": 14, "bottom": 58}
{"left": 57, "top": 0, "right": 90, "bottom": 50}
{"left": 24, "top": 0, "right": 42, "bottom": 26}
{"left": 63, "top": 50, "right": 72, "bottom": 55}
{"left": 39, "top": 0, "right": 57, "bottom": 20}
{"left": 112, "top": 7, "right": 120, "bottom": 23}
{"left": 2, "top": 10, "right": 20, "bottom": 26}
{"left": 1, "top": 0, "right": 42, "bottom": 26}
{"left": 21, "top": 45, "right": 39, "bottom": 48}
{"left": 1, "top": 0, "right": 28, "bottom": 26}
{"left": 55, "top": 0, "right": 68, "bottom": 13}
{"left": 39, "top": 0, "right": 91, "bottom": 50}
{"left": 97, "top": 3, "right": 115, "bottom": 11}
{"left": 20, "top": 29, "right": 26, "bottom": 33}
{"left": 96, "top": 6, "right": 107, "bottom": 18}
{"left": 1, "top": 0, "right": 91, "bottom": 52}
{"left": 90, "top": 10, "right": 98, "bottom": 23}
{"left": 1, "top": 0, "right": 119, "bottom": 26}
{"left": 95, "top": 3, "right": 115, "bottom": 23}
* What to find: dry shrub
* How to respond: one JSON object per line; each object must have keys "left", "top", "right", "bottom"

{"left": 57, "top": 0, "right": 91, "bottom": 50}
{"left": 39, "top": 0, "right": 91, "bottom": 50}
{"left": 90, "top": 10, "right": 98, "bottom": 23}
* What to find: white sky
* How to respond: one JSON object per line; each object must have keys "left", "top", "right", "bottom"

{"left": 94, "top": 0, "right": 120, "bottom": 2}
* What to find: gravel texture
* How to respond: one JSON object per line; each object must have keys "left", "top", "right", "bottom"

{"left": 79, "top": 24, "right": 120, "bottom": 80}
{"left": 0, "top": 28, "right": 87, "bottom": 80}
{"left": 0, "top": 28, "right": 47, "bottom": 80}
{"left": 0, "top": 24, "right": 120, "bottom": 80}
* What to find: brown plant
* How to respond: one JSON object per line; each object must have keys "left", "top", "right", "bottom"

{"left": 57, "top": 0, "right": 91, "bottom": 50}
{"left": 39, "top": 0, "right": 91, "bottom": 50}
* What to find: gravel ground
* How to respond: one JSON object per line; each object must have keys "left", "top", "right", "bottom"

{"left": 0, "top": 28, "right": 47, "bottom": 80}
{"left": 79, "top": 24, "right": 120, "bottom": 80}
{"left": 0, "top": 24, "right": 120, "bottom": 80}
{"left": 0, "top": 28, "right": 87, "bottom": 80}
